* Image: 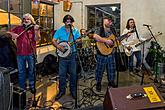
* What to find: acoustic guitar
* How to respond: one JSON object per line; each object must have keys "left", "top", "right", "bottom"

{"left": 96, "top": 31, "right": 133, "bottom": 55}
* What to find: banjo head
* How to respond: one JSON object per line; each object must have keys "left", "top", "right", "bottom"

{"left": 57, "top": 42, "right": 71, "bottom": 58}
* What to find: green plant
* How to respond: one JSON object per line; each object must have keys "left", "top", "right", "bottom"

{"left": 148, "top": 42, "right": 165, "bottom": 63}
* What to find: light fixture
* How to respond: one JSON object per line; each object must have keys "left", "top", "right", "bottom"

{"left": 111, "top": 6, "right": 117, "bottom": 11}
{"left": 63, "top": 0, "right": 72, "bottom": 12}
{"left": 33, "top": 0, "right": 39, "bottom": 4}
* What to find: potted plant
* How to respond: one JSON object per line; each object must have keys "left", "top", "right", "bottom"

{"left": 147, "top": 41, "right": 165, "bottom": 76}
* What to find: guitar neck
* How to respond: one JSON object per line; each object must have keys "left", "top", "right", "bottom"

{"left": 117, "top": 30, "right": 134, "bottom": 41}
{"left": 135, "top": 33, "right": 162, "bottom": 47}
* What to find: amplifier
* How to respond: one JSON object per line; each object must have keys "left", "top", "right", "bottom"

{"left": 0, "top": 67, "right": 11, "bottom": 110}
{"left": 13, "top": 86, "right": 26, "bottom": 110}
{"left": 103, "top": 84, "right": 165, "bottom": 110}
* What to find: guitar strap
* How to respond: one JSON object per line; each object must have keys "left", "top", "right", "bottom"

{"left": 99, "top": 27, "right": 106, "bottom": 37}
{"left": 68, "top": 32, "right": 73, "bottom": 42}
{"left": 135, "top": 27, "right": 140, "bottom": 40}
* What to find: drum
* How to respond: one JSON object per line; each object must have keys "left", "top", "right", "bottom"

{"left": 78, "top": 47, "right": 96, "bottom": 72}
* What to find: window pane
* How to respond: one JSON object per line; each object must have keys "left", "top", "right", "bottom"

{"left": 47, "top": 5, "right": 53, "bottom": 17}
{"left": 40, "top": 3, "right": 47, "bottom": 16}
{"left": 10, "top": 0, "right": 21, "bottom": 13}
{"left": 47, "top": 17, "right": 53, "bottom": 29}
{"left": 40, "top": 16, "right": 47, "bottom": 27}
{"left": 32, "top": 3, "right": 39, "bottom": 16}
{"left": 0, "top": 0, "right": 8, "bottom": 11}
{"left": 32, "top": 2, "right": 54, "bottom": 47}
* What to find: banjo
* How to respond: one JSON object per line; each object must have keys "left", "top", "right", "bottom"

{"left": 56, "top": 41, "right": 73, "bottom": 58}
{"left": 56, "top": 28, "right": 95, "bottom": 58}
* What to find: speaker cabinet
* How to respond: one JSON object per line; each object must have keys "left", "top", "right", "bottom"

{"left": 0, "top": 67, "right": 11, "bottom": 110}
{"left": 103, "top": 84, "right": 165, "bottom": 110}
{"left": 13, "top": 86, "right": 26, "bottom": 110}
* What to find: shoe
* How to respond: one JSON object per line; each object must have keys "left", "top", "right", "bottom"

{"left": 71, "top": 92, "right": 76, "bottom": 99}
{"left": 161, "top": 79, "right": 165, "bottom": 85}
{"left": 129, "top": 71, "right": 134, "bottom": 76}
{"left": 108, "top": 81, "right": 116, "bottom": 88}
{"left": 96, "top": 82, "right": 101, "bottom": 92}
{"left": 30, "top": 88, "right": 36, "bottom": 94}
{"left": 134, "top": 67, "right": 141, "bottom": 73}
{"left": 55, "top": 92, "right": 65, "bottom": 100}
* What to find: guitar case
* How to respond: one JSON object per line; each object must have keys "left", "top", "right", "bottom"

{"left": 41, "top": 54, "right": 59, "bottom": 76}
{"left": 0, "top": 32, "right": 17, "bottom": 69}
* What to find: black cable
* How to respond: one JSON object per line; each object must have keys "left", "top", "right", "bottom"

{"left": 77, "top": 78, "right": 104, "bottom": 108}
{"left": 61, "top": 100, "right": 74, "bottom": 110}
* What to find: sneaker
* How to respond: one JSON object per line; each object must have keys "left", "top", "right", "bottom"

{"left": 96, "top": 82, "right": 101, "bottom": 92}
{"left": 55, "top": 92, "right": 65, "bottom": 100}
{"left": 134, "top": 67, "right": 141, "bottom": 73}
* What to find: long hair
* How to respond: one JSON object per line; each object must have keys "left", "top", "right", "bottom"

{"left": 22, "top": 13, "right": 35, "bottom": 24}
{"left": 126, "top": 18, "right": 136, "bottom": 29}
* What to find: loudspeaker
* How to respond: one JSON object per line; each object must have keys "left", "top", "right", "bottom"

{"left": 13, "top": 86, "right": 26, "bottom": 110}
{"left": 103, "top": 84, "right": 165, "bottom": 110}
{"left": 0, "top": 67, "right": 11, "bottom": 110}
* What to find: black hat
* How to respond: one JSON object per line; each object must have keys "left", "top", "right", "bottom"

{"left": 63, "top": 14, "right": 74, "bottom": 23}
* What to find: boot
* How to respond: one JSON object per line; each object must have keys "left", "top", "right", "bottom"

{"left": 96, "top": 82, "right": 101, "bottom": 92}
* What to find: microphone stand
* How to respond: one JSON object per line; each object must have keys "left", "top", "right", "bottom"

{"left": 135, "top": 27, "right": 145, "bottom": 85}
{"left": 69, "top": 24, "right": 79, "bottom": 109}
{"left": 140, "top": 42, "right": 145, "bottom": 85}
{"left": 25, "top": 27, "right": 41, "bottom": 109}
{"left": 145, "top": 26, "right": 159, "bottom": 83}
{"left": 111, "top": 27, "right": 124, "bottom": 87}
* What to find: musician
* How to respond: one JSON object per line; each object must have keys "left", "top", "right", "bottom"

{"left": 80, "top": 28, "right": 91, "bottom": 48}
{"left": 9, "top": 13, "right": 41, "bottom": 93}
{"left": 52, "top": 14, "right": 81, "bottom": 100}
{"left": 121, "top": 18, "right": 145, "bottom": 74}
{"left": 93, "top": 16, "right": 116, "bottom": 92}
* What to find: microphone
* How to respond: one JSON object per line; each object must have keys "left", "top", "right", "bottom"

{"left": 143, "top": 24, "right": 152, "bottom": 27}
{"left": 67, "top": 22, "right": 72, "bottom": 26}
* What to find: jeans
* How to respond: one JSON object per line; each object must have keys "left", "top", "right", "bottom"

{"left": 58, "top": 53, "right": 77, "bottom": 94}
{"left": 95, "top": 54, "right": 116, "bottom": 83}
{"left": 128, "top": 51, "right": 141, "bottom": 72}
{"left": 17, "top": 55, "right": 35, "bottom": 89}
